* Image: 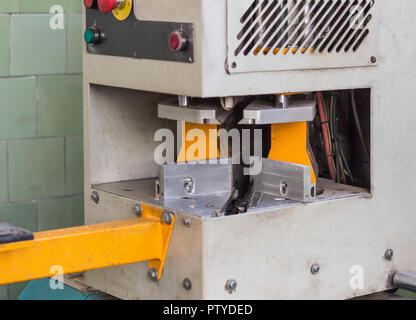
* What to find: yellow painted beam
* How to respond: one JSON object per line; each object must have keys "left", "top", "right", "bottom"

{"left": 0, "top": 204, "right": 174, "bottom": 285}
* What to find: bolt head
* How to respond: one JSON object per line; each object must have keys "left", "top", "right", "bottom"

{"left": 311, "top": 264, "right": 320, "bottom": 275}
{"left": 162, "top": 212, "right": 173, "bottom": 225}
{"left": 91, "top": 191, "right": 99, "bottom": 204}
{"left": 183, "top": 217, "right": 191, "bottom": 227}
{"left": 183, "top": 278, "right": 192, "bottom": 290}
{"left": 371, "top": 56, "right": 377, "bottom": 63}
{"left": 385, "top": 249, "right": 394, "bottom": 261}
{"left": 133, "top": 204, "right": 142, "bottom": 217}
{"left": 148, "top": 268, "right": 158, "bottom": 281}
{"left": 225, "top": 279, "right": 237, "bottom": 294}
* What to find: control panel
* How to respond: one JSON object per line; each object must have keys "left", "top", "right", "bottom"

{"left": 84, "top": 0, "right": 194, "bottom": 63}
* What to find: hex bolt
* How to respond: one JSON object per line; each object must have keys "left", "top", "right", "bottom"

{"left": 133, "top": 204, "right": 143, "bottom": 217}
{"left": 148, "top": 268, "right": 158, "bottom": 282}
{"left": 311, "top": 264, "right": 320, "bottom": 275}
{"left": 162, "top": 212, "right": 173, "bottom": 225}
{"left": 225, "top": 279, "right": 237, "bottom": 294}
{"left": 91, "top": 191, "right": 99, "bottom": 204}
{"left": 183, "top": 177, "right": 194, "bottom": 194}
{"left": 385, "top": 249, "right": 394, "bottom": 261}
{"left": 183, "top": 278, "right": 192, "bottom": 291}
{"left": 183, "top": 217, "right": 191, "bottom": 227}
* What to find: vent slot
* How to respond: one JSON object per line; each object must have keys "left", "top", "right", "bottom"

{"left": 233, "top": 0, "right": 375, "bottom": 57}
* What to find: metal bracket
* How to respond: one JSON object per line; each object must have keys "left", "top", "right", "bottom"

{"left": 239, "top": 99, "right": 316, "bottom": 125}
{"left": 0, "top": 203, "right": 174, "bottom": 285}
{"left": 156, "top": 161, "right": 233, "bottom": 200}
{"left": 252, "top": 158, "right": 316, "bottom": 203}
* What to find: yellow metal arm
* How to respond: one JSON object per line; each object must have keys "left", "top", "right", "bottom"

{"left": 0, "top": 204, "right": 174, "bottom": 285}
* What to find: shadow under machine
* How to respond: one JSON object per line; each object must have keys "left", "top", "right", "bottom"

{"left": 1, "top": 0, "right": 416, "bottom": 300}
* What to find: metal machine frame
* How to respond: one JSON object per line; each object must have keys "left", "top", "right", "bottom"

{"left": 1, "top": 0, "right": 415, "bottom": 300}
{"left": 79, "top": 0, "right": 416, "bottom": 299}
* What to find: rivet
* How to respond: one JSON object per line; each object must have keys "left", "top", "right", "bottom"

{"left": 225, "top": 279, "right": 237, "bottom": 294}
{"left": 311, "top": 264, "right": 320, "bottom": 275}
{"left": 385, "top": 249, "right": 394, "bottom": 261}
{"left": 91, "top": 191, "right": 99, "bottom": 204}
{"left": 183, "top": 278, "right": 192, "bottom": 290}
{"left": 133, "top": 204, "right": 142, "bottom": 217}
{"left": 148, "top": 268, "right": 158, "bottom": 281}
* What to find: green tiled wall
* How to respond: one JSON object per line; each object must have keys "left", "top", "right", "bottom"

{"left": 0, "top": 0, "right": 84, "bottom": 300}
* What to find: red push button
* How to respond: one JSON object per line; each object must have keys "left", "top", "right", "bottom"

{"left": 169, "top": 31, "right": 188, "bottom": 51}
{"left": 84, "top": 0, "right": 97, "bottom": 8}
{"left": 98, "top": 0, "right": 118, "bottom": 13}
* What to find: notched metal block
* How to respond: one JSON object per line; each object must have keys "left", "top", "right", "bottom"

{"left": 157, "top": 161, "right": 233, "bottom": 200}
{"left": 252, "top": 158, "right": 315, "bottom": 203}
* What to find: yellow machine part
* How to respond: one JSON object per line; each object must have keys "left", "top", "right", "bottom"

{"left": 112, "top": 0, "right": 132, "bottom": 21}
{"left": 177, "top": 122, "right": 220, "bottom": 162}
{"left": 0, "top": 203, "right": 174, "bottom": 285}
{"left": 268, "top": 122, "right": 317, "bottom": 183}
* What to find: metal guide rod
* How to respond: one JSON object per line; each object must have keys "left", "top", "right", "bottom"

{"left": 0, "top": 204, "right": 175, "bottom": 285}
{"left": 393, "top": 271, "right": 416, "bottom": 293}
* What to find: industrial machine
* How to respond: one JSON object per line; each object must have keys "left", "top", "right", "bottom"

{"left": 1, "top": 0, "right": 416, "bottom": 300}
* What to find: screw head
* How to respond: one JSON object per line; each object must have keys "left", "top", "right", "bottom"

{"left": 133, "top": 204, "right": 142, "bottom": 217}
{"left": 183, "top": 278, "right": 192, "bottom": 290}
{"left": 91, "top": 191, "right": 99, "bottom": 204}
{"left": 385, "top": 249, "right": 394, "bottom": 261}
{"left": 311, "top": 264, "right": 320, "bottom": 275}
{"left": 183, "top": 217, "right": 191, "bottom": 227}
{"left": 280, "top": 181, "right": 288, "bottom": 196}
{"left": 371, "top": 56, "right": 377, "bottom": 63}
{"left": 225, "top": 279, "right": 237, "bottom": 294}
{"left": 183, "top": 177, "right": 194, "bottom": 194}
{"left": 162, "top": 212, "right": 173, "bottom": 225}
{"left": 148, "top": 268, "right": 158, "bottom": 281}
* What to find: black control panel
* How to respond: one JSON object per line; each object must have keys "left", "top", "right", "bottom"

{"left": 85, "top": 5, "right": 194, "bottom": 63}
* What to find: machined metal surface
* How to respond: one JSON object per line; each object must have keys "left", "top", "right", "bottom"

{"left": 93, "top": 177, "right": 368, "bottom": 218}
{"left": 252, "top": 158, "right": 315, "bottom": 202}
{"left": 85, "top": 7, "right": 193, "bottom": 62}
{"left": 93, "top": 178, "right": 232, "bottom": 217}
{"left": 158, "top": 161, "right": 232, "bottom": 200}
{"left": 239, "top": 99, "right": 316, "bottom": 124}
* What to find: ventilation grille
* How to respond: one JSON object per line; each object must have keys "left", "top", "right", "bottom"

{"left": 227, "top": 0, "right": 378, "bottom": 73}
